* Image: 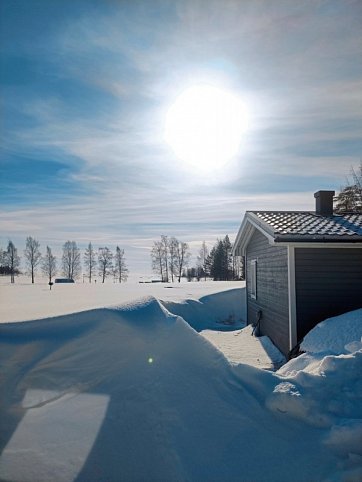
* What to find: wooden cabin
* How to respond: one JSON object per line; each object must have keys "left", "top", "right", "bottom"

{"left": 233, "top": 191, "right": 362, "bottom": 356}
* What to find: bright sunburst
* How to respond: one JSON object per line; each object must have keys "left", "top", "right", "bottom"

{"left": 165, "top": 85, "right": 248, "bottom": 170}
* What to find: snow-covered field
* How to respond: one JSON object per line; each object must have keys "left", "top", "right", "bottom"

{"left": 0, "top": 278, "right": 361, "bottom": 481}
{"left": 0, "top": 277, "right": 246, "bottom": 323}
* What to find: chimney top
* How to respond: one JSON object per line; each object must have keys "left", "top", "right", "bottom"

{"left": 314, "top": 190, "right": 335, "bottom": 216}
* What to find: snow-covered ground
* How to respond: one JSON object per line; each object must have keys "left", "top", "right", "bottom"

{"left": 202, "top": 325, "right": 286, "bottom": 369}
{"left": 0, "top": 277, "right": 283, "bottom": 369}
{"left": 0, "top": 277, "right": 245, "bottom": 323}
{"left": 0, "top": 278, "right": 361, "bottom": 481}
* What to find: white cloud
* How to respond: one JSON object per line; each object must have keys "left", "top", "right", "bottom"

{"left": 2, "top": 0, "right": 361, "bottom": 275}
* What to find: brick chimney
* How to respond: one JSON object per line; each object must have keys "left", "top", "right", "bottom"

{"left": 314, "top": 190, "right": 335, "bottom": 216}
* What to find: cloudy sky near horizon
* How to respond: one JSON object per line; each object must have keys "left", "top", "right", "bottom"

{"left": 1, "top": 0, "right": 361, "bottom": 276}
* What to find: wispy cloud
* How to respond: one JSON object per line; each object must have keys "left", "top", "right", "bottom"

{"left": 1, "top": 0, "right": 361, "bottom": 275}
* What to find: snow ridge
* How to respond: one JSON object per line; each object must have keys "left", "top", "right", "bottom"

{"left": 0, "top": 295, "right": 361, "bottom": 481}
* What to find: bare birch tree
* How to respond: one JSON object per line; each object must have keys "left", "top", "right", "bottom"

{"left": 151, "top": 240, "right": 165, "bottom": 281}
{"left": 62, "top": 241, "right": 81, "bottom": 280}
{"left": 84, "top": 242, "right": 97, "bottom": 283}
{"left": 169, "top": 237, "right": 178, "bottom": 283}
{"left": 197, "top": 241, "right": 209, "bottom": 281}
{"left": 42, "top": 246, "right": 57, "bottom": 283}
{"left": 0, "top": 246, "right": 4, "bottom": 271}
{"left": 175, "top": 240, "right": 191, "bottom": 283}
{"left": 114, "top": 246, "right": 129, "bottom": 283}
{"left": 98, "top": 247, "right": 113, "bottom": 283}
{"left": 24, "top": 236, "right": 42, "bottom": 283}
{"left": 160, "top": 235, "right": 169, "bottom": 282}
{"left": 5, "top": 240, "right": 20, "bottom": 283}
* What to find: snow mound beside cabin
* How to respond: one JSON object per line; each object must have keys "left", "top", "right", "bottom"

{"left": 266, "top": 309, "right": 362, "bottom": 479}
{"left": 0, "top": 297, "right": 361, "bottom": 481}
{"left": 301, "top": 308, "right": 362, "bottom": 355}
{"left": 161, "top": 287, "right": 246, "bottom": 331}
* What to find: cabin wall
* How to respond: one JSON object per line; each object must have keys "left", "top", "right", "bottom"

{"left": 246, "top": 230, "right": 289, "bottom": 355}
{"left": 295, "top": 247, "right": 362, "bottom": 341}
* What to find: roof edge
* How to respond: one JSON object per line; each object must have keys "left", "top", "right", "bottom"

{"left": 232, "top": 212, "right": 276, "bottom": 256}
{"left": 274, "top": 236, "right": 362, "bottom": 243}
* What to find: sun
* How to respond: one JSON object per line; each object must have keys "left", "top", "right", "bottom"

{"left": 165, "top": 85, "right": 248, "bottom": 170}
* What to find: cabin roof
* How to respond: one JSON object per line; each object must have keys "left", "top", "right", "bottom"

{"left": 249, "top": 211, "right": 362, "bottom": 242}
{"left": 233, "top": 211, "right": 362, "bottom": 255}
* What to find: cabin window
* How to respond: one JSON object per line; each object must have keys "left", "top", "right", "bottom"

{"left": 250, "top": 259, "right": 257, "bottom": 299}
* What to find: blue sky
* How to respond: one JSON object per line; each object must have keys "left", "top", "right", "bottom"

{"left": 1, "top": 0, "right": 361, "bottom": 276}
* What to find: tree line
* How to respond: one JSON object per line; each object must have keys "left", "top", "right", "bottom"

{"left": 150, "top": 235, "right": 244, "bottom": 282}
{"left": 186, "top": 235, "right": 244, "bottom": 281}
{"left": 0, "top": 239, "right": 128, "bottom": 284}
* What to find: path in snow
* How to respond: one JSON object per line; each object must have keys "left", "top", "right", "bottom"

{"left": 160, "top": 288, "right": 284, "bottom": 369}
{"left": 201, "top": 325, "right": 285, "bottom": 369}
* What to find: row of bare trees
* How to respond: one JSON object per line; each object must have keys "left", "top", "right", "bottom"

{"left": 150, "top": 235, "right": 191, "bottom": 282}
{"left": 0, "top": 238, "right": 56, "bottom": 284}
{"left": 150, "top": 236, "right": 244, "bottom": 283}
{"left": 95, "top": 245, "right": 128, "bottom": 283}
{"left": 0, "top": 238, "right": 128, "bottom": 284}
{"left": 53, "top": 241, "right": 128, "bottom": 284}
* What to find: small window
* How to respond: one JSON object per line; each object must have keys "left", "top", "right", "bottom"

{"left": 250, "top": 259, "right": 257, "bottom": 300}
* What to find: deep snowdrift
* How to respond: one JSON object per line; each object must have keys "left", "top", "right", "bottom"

{"left": 161, "top": 287, "right": 246, "bottom": 331}
{"left": 0, "top": 298, "right": 361, "bottom": 481}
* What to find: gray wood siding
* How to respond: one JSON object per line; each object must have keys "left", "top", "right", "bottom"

{"left": 295, "top": 248, "right": 362, "bottom": 341}
{"left": 246, "top": 230, "right": 289, "bottom": 355}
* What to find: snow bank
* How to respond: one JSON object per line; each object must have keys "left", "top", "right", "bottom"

{"left": 266, "top": 309, "right": 362, "bottom": 479}
{"left": 278, "top": 308, "right": 362, "bottom": 378}
{"left": 161, "top": 287, "right": 246, "bottom": 331}
{"left": 301, "top": 308, "right": 362, "bottom": 355}
{"left": 1, "top": 297, "right": 361, "bottom": 481}
{"left": 268, "top": 351, "right": 362, "bottom": 425}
